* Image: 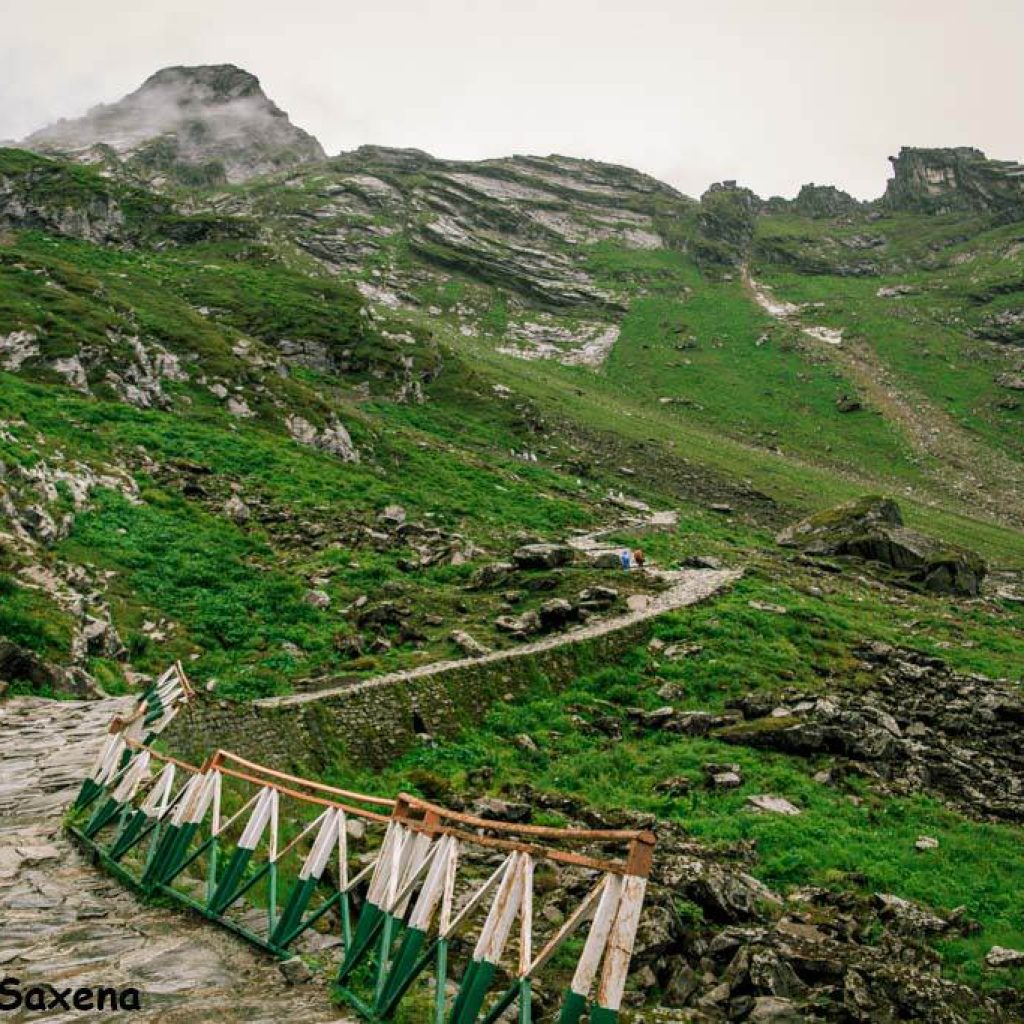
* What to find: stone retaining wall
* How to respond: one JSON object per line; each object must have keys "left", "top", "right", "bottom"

{"left": 161, "top": 618, "right": 653, "bottom": 773}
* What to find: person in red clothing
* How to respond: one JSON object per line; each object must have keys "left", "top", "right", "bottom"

{"left": 634, "top": 549, "right": 646, "bottom": 568}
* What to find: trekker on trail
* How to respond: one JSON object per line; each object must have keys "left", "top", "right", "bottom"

{"left": 634, "top": 548, "right": 646, "bottom": 569}
{"left": 620, "top": 549, "right": 631, "bottom": 571}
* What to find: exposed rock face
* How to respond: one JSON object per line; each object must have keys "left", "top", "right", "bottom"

{"left": 693, "top": 181, "right": 761, "bottom": 273}
{"left": 23, "top": 64, "right": 325, "bottom": 185}
{"left": 250, "top": 144, "right": 685, "bottom": 324}
{"left": 882, "top": 146, "right": 1024, "bottom": 220}
{"left": 285, "top": 415, "right": 359, "bottom": 462}
{"left": 974, "top": 309, "right": 1024, "bottom": 345}
{"left": 789, "top": 183, "right": 862, "bottom": 219}
{"left": 0, "top": 151, "right": 128, "bottom": 242}
{"left": 0, "top": 638, "right": 66, "bottom": 692}
{"left": 777, "top": 496, "right": 986, "bottom": 596}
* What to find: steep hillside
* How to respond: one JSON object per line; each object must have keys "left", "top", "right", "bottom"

{"left": 2, "top": 66, "right": 1024, "bottom": 1022}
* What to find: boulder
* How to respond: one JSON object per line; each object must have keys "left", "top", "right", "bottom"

{"left": 471, "top": 796, "right": 532, "bottom": 823}
{"left": 705, "top": 763, "right": 743, "bottom": 789}
{"left": 985, "top": 946, "right": 1024, "bottom": 969}
{"left": 776, "top": 496, "right": 986, "bottom": 596}
{"left": 585, "top": 549, "right": 624, "bottom": 569}
{"left": 379, "top": 504, "right": 407, "bottom": 526}
{"left": 467, "top": 561, "right": 515, "bottom": 590}
{"left": 449, "top": 630, "right": 489, "bottom": 657}
{"left": 746, "top": 794, "right": 802, "bottom": 816}
{"left": 494, "top": 611, "right": 540, "bottom": 637}
{"left": 511, "top": 543, "right": 574, "bottom": 570}
{"left": 538, "top": 598, "right": 577, "bottom": 630}
{"left": 278, "top": 956, "right": 312, "bottom": 985}
{"left": 577, "top": 585, "right": 619, "bottom": 608}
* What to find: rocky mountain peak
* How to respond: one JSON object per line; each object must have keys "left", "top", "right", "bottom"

{"left": 22, "top": 63, "right": 325, "bottom": 186}
{"left": 883, "top": 145, "right": 1024, "bottom": 219}
{"left": 137, "top": 63, "right": 265, "bottom": 103}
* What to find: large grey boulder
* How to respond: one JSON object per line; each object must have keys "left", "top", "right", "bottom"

{"left": 777, "top": 496, "right": 986, "bottom": 596}
{"left": 511, "top": 543, "right": 575, "bottom": 570}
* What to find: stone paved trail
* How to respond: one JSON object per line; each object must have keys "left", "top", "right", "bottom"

{"left": 264, "top": 552, "right": 739, "bottom": 710}
{"left": 0, "top": 697, "right": 351, "bottom": 1022}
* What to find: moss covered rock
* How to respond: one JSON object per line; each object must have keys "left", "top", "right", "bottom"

{"left": 777, "top": 496, "right": 986, "bottom": 597}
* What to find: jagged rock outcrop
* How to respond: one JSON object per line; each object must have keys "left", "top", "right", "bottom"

{"left": 777, "top": 496, "right": 986, "bottom": 596}
{"left": 23, "top": 64, "right": 325, "bottom": 186}
{"left": 0, "top": 148, "right": 129, "bottom": 243}
{"left": 693, "top": 181, "right": 761, "bottom": 274}
{"left": 882, "top": 146, "right": 1024, "bottom": 220}
{"left": 789, "top": 183, "right": 862, "bottom": 219}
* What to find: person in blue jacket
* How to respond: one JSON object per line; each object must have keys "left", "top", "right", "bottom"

{"left": 620, "top": 549, "right": 632, "bottom": 571}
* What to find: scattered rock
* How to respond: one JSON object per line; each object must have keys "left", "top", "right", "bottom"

{"left": 511, "top": 543, "right": 574, "bottom": 569}
{"left": 471, "top": 796, "right": 532, "bottom": 823}
{"left": 277, "top": 956, "right": 312, "bottom": 985}
{"left": 494, "top": 610, "right": 541, "bottom": 638}
{"left": 985, "top": 946, "right": 1024, "bottom": 970}
{"left": 705, "top": 763, "right": 744, "bottom": 789}
{"left": 449, "top": 630, "right": 489, "bottom": 657}
{"left": 304, "top": 589, "right": 331, "bottom": 609}
{"left": 468, "top": 562, "right": 515, "bottom": 589}
{"left": 748, "top": 600, "right": 787, "bottom": 615}
{"left": 914, "top": 835, "right": 939, "bottom": 851}
{"left": 538, "top": 597, "right": 577, "bottom": 630}
{"left": 746, "top": 794, "right": 801, "bottom": 816}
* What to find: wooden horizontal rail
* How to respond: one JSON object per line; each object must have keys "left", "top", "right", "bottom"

{"left": 124, "top": 738, "right": 200, "bottom": 773}
{"left": 398, "top": 793, "right": 655, "bottom": 845}
{"left": 214, "top": 765, "right": 394, "bottom": 824}
{"left": 411, "top": 821, "right": 635, "bottom": 876}
{"left": 211, "top": 749, "right": 395, "bottom": 809}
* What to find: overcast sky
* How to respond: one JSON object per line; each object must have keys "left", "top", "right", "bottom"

{"left": 3, "top": 0, "right": 1022, "bottom": 199}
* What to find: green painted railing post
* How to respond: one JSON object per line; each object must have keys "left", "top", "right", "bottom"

{"left": 267, "top": 859, "right": 278, "bottom": 936}
{"left": 519, "top": 979, "right": 532, "bottom": 1024}
{"left": 434, "top": 939, "right": 448, "bottom": 1024}
{"left": 206, "top": 837, "right": 219, "bottom": 906}
{"left": 83, "top": 795, "right": 122, "bottom": 838}
{"left": 341, "top": 890, "right": 352, "bottom": 947}
{"left": 558, "top": 990, "right": 588, "bottom": 1024}
{"left": 373, "top": 914, "right": 395, "bottom": 1008}
{"left": 141, "top": 819, "right": 164, "bottom": 880}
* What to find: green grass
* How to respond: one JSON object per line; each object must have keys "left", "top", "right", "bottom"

{"left": 339, "top": 569, "right": 1024, "bottom": 990}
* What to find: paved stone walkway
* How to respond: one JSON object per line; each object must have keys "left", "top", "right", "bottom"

{"left": 0, "top": 697, "right": 351, "bottom": 1022}
{"left": 261, "top": 567, "right": 739, "bottom": 710}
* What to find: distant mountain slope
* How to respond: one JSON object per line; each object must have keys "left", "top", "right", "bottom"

{"left": 22, "top": 64, "right": 325, "bottom": 186}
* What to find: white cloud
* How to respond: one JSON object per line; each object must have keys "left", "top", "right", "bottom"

{"left": 2, "top": 0, "right": 1022, "bottom": 199}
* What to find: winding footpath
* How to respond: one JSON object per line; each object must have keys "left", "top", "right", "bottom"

{"left": 0, "top": 507, "right": 737, "bottom": 1018}
{"left": 262, "top": 511, "right": 739, "bottom": 710}
{"left": 0, "top": 697, "right": 349, "bottom": 1022}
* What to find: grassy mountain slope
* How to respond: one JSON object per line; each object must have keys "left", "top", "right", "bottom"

{"left": 2, "top": 106, "right": 1024, "bottom": 1017}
